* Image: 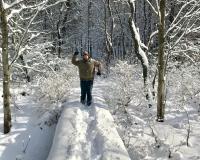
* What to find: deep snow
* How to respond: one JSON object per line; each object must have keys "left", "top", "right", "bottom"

{"left": 0, "top": 77, "right": 200, "bottom": 160}
{"left": 0, "top": 84, "right": 56, "bottom": 160}
{"left": 47, "top": 84, "right": 130, "bottom": 160}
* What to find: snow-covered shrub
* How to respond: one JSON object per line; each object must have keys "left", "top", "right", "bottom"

{"left": 104, "top": 61, "right": 183, "bottom": 159}
{"left": 34, "top": 58, "right": 78, "bottom": 106}
{"left": 104, "top": 60, "right": 144, "bottom": 114}
{"left": 31, "top": 60, "right": 77, "bottom": 128}
{"left": 12, "top": 41, "right": 75, "bottom": 82}
{"left": 165, "top": 62, "right": 200, "bottom": 146}
{"left": 104, "top": 60, "right": 149, "bottom": 148}
{"left": 167, "top": 62, "right": 200, "bottom": 111}
{"left": 11, "top": 42, "right": 54, "bottom": 82}
{"left": 39, "top": 72, "right": 70, "bottom": 103}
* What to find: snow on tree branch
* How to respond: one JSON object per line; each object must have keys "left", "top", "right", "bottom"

{"left": 42, "top": 0, "right": 68, "bottom": 10}
{"left": 7, "top": 8, "right": 23, "bottom": 21}
{"left": 9, "top": 1, "right": 48, "bottom": 67}
{"left": 2, "top": 0, "right": 23, "bottom": 10}
{"left": 130, "top": 19, "right": 148, "bottom": 67}
{"left": 165, "top": 0, "right": 198, "bottom": 37}
{"left": 145, "top": 0, "right": 158, "bottom": 15}
{"left": 13, "top": 63, "right": 44, "bottom": 73}
{"left": 147, "top": 30, "right": 158, "bottom": 50}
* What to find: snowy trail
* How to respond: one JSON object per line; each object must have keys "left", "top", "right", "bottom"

{"left": 0, "top": 93, "right": 56, "bottom": 160}
{"left": 47, "top": 79, "right": 131, "bottom": 160}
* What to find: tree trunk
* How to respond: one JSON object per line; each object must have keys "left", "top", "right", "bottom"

{"left": 113, "top": 4, "right": 126, "bottom": 59}
{"left": 104, "top": 0, "right": 114, "bottom": 74}
{"left": 128, "top": 0, "right": 148, "bottom": 87}
{"left": 0, "top": 1, "right": 12, "bottom": 133}
{"left": 88, "top": 0, "right": 92, "bottom": 56}
{"left": 57, "top": 23, "right": 62, "bottom": 58}
{"left": 157, "top": 0, "right": 166, "bottom": 122}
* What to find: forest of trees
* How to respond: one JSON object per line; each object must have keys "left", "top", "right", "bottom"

{"left": 0, "top": 0, "right": 199, "bottom": 134}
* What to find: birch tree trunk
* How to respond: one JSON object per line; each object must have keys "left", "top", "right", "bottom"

{"left": 157, "top": 0, "right": 166, "bottom": 122}
{"left": 0, "top": 0, "right": 12, "bottom": 133}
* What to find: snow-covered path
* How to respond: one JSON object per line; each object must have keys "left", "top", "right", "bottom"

{"left": 0, "top": 87, "right": 56, "bottom": 160}
{"left": 47, "top": 79, "right": 131, "bottom": 160}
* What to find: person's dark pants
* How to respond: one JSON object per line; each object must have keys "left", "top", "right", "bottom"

{"left": 80, "top": 80, "right": 93, "bottom": 106}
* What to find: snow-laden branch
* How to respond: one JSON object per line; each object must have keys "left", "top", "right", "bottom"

{"left": 38, "top": 53, "right": 57, "bottom": 74}
{"left": 13, "top": 64, "right": 44, "bottom": 73}
{"left": 9, "top": 19, "right": 25, "bottom": 32}
{"left": 128, "top": 0, "right": 149, "bottom": 92}
{"left": 165, "top": 0, "right": 197, "bottom": 37}
{"left": 165, "top": 15, "right": 195, "bottom": 69}
{"left": 29, "top": 32, "right": 43, "bottom": 41}
{"left": 127, "top": 0, "right": 135, "bottom": 17}
{"left": 182, "top": 52, "right": 196, "bottom": 64}
{"left": 156, "top": 0, "right": 160, "bottom": 17}
{"left": 44, "top": 9, "right": 56, "bottom": 30}
{"left": 3, "top": 0, "right": 23, "bottom": 10}
{"left": 170, "top": 5, "right": 198, "bottom": 50}
{"left": 7, "top": 8, "right": 23, "bottom": 21}
{"left": 170, "top": 24, "right": 189, "bottom": 51}
{"left": 9, "top": 1, "right": 48, "bottom": 67}
{"left": 185, "top": 17, "right": 200, "bottom": 34}
{"left": 145, "top": 0, "right": 158, "bottom": 15}
{"left": 6, "top": 0, "right": 49, "bottom": 21}
{"left": 130, "top": 20, "right": 148, "bottom": 67}
{"left": 191, "top": 26, "right": 200, "bottom": 32}
{"left": 42, "top": 0, "right": 68, "bottom": 10}
{"left": 147, "top": 30, "right": 158, "bottom": 49}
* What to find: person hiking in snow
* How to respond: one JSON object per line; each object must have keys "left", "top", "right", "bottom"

{"left": 72, "top": 50, "right": 101, "bottom": 106}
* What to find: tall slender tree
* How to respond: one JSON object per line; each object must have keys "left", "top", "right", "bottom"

{"left": 104, "top": 0, "right": 114, "bottom": 73}
{"left": 157, "top": 0, "right": 166, "bottom": 122}
{"left": 0, "top": 0, "right": 12, "bottom": 133}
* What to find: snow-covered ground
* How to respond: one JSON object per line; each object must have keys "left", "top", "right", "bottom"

{"left": 47, "top": 80, "right": 130, "bottom": 160}
{"left": 0, "top": 76, "right": 200, "bottom": 160}
{"left": 0, "top": 83, "right": 56, "bottom": 160}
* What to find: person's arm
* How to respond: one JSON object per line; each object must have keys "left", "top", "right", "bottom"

{"left": 71, "top": 49, "right": 79, "bottom": 66}
{"left": 94, "top": 60, "right": 101, "bottom": 75}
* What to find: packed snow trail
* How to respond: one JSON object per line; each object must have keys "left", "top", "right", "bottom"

{"left": 47, "top": 79, "right": 131, "bottom": 160}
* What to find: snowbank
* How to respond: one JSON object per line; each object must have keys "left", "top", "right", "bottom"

{"left": 47, "top": 102, "right": 131, "bottom": 160}
{"left": 0, "top": 93, "right": 56, "bottom": 160}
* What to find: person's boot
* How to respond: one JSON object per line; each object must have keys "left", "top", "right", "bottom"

{"left": 80, "top": 97, "right": 86, "bottom": 105}
{"left": 87, "top": 101, "right": 92, "bottom": 106}
{"left": 81, "top": 101, "right": 85, "bottom": 105}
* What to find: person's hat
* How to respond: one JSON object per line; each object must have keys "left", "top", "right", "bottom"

{"left": 83, "top": 51, "right": 89, "bottom": 56}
